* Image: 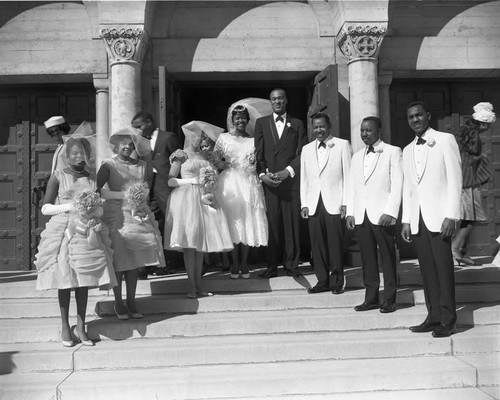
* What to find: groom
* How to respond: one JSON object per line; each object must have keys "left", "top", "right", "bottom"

{"left": 254, "top": 88, "right": 309, "bottom": 278}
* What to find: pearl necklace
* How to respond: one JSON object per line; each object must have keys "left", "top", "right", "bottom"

{"left": 68, "top": 165, "right": 85, "bottom": 174}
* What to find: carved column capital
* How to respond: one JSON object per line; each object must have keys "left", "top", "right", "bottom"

{"left": 337, "top": 22, "right": 387, "bottom": 64}
{"left": 99, "top": 26, "right": 149, "bottom": 66}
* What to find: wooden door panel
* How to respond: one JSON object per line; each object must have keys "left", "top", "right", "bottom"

{"left": 0, "top": 123, "right": 29, "bottom": 270}
{"left": 307, "top": 65, "right": 339, "bottom": 141}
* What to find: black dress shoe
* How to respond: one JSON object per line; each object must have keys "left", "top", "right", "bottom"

{"left": 258, "top": 268, "right": 278, "bottom": 279}
{"left": 332, "top": 287, "right": 344, "bottom": 295}
{"left": 409, "top": 320, "right": 440, "bottom": 333}
{"left": 354, "top": 302, "right": 379, "bottom": 311}
{"left": 307, "top": 285, "right": 330, "bottom": 294}
{"left": 285, "top": 268, "right": 303, "bottom": 278}
{"left": 432, "top": 323, "right": 456, "bottom": 338}
{"left": 380, "top": 303, "right": 396, "bottom": 313}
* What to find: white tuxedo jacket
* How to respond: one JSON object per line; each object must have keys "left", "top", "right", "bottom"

{"left": 300, "top": 137, "right": 352, "bottom": 216}
{"left": 346, "top": 141, "right": 403, "bottom": 225}
{"left": 402, "top": 128, "right": 462, "bottom": 234}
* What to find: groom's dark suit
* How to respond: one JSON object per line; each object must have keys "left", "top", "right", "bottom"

{"left": 254, "top": 114, "right": 308, "bottom": 272}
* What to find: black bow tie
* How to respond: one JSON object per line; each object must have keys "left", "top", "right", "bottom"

{"left": 367, "top": 145, "right": 375, "bottom": 154}
{"left": 318, "top": 141, "right": 326, "bottom": 149}
{"left": 416, "top": 137, "right": 426, "bottom": 145}
{"left": 275, "top": 116, "right": 284, "bottom": 123}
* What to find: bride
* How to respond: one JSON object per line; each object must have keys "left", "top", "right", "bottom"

{"left": 215, "top": 103, "right": 269, "bottom": 278}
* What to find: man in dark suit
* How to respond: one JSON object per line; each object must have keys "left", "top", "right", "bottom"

{"left": 401, "top": 101, "right": 462, "bottom": 337}
{"left": 131, "top": 111, "right": 180, "bottom": 276}
{"left": 254, "top": 88, "right": 309, "bottom": 278}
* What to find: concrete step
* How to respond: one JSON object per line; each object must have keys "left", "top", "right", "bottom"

{"left": 3, "top": 325, "right": 498, "bottom": 374}
{"left": 2, "top": 283, "right": 499, "bottom": 320}
{"left": 238, "top": 388, "right": 499, "bottom": 400}
{"left": 3, "top": 263, "right": 499, "bottom": 299}
{"left": 398, "top": 261, "right": 500, "bottom": 285}
{"left": 0, "top": 296, "right": 107, "bottom": 319}
{"left": 43, "top": 356, "right": 483, "bottom": 399}
{"left": 1, "top": 303, "right": 499, "bottom": 344}
{"left": 0, "top": 371, "right": 69, "bottom": 400}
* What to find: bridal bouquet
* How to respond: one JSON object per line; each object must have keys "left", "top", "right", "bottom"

{"left": 199, "top": 165, "right": 217, "bottom": 206}
{"left": 68, "top": 187, "right": 104, "bottom": 246}
{"left": 73, "top": 189, "right": 103, "bottom": 227}
{"left": 124, "top": 180, "right": 151, "bottom": 222}
{"left": 207, "top": 148, "right": 231, "bottom": 171}
{"left": 242, "top": 151, "right": 257, "bottom": 173}
{"left": 169, "top": 149, "right": 188, "bottom": 165}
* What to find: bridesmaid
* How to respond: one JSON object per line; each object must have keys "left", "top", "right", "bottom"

{"left": 97, "top": 127, "right": 165, "bottom": 319}
{"left": 35, "top": 128, "right": 116, "bottom": 347}
{"left": 165, "top": 121, "right": 233, "bottom": 298}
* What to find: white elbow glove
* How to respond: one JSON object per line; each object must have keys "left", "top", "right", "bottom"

{"left": 168, "top": 177, "right": 198, "bottom": 187}
{"left": 100, "top": 189, "right": 124, "bottom": 200}
{"left": 41, "top": 203, "right": 74, "bottom": 216}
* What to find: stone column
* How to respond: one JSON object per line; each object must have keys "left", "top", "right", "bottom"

{"left": 378, "top": 71, "right": 393, "bottom": 144}
{"left": 99, "top": 26, "right": 149, "bottom": 133}
{"left": 93, "top": 73, "right": 110, "bottom": 165}
{"left": 337, "top": 23, "right": 387, "bottom": 152}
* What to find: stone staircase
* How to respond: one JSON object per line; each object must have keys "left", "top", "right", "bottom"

{"left": 0, "top": 260, "right": 499, "bottom": 400}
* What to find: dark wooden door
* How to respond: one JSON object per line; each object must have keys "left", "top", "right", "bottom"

{"left": 0, "top": 85, "right": 95, "bottom": 271}
{"left": 307, "top": 65, "right": 340, "bottom": 142}
{"left": 158, "top": 65, "right": 181, "bottom": 134}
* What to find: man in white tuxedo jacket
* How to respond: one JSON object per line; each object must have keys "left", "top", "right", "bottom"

{"left": 401, "top": 101, "right": 462, "bottom": 338}
{"left": 346, "top": 117, "right": 403, "bottom": 313}
{"left": 300, "top": 113, "right": 352, "bottom": 294}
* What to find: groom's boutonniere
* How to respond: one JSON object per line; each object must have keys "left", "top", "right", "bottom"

{"left": 427, "top": 138, "right": 436, "bottom": 147}
{"left": 286, "top": 122, "right": 292, "bottom": 128}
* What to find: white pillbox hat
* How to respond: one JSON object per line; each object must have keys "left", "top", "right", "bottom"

{"left": 44, "top": 116, "right": 66, "bottom": 129}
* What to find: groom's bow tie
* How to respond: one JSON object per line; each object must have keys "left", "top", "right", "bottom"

{"left": 275, "top": 115, "right": 284, "bottom": 123}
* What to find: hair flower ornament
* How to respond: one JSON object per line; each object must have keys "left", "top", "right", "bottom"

{"left": 427, "top": 138, "right": 436, "bottom": 147}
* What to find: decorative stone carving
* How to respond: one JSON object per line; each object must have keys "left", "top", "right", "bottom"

{"left": 100, "top": 26, "right": 149, "bottom": 65}
{"left": 337, "top": 23, "right": 387, "bottom": 63}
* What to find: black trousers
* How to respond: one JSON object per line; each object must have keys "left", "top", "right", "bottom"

{"left": 356, "top": 213, "right": 398, "bottom": 305}
{"left": 308, "top": 196, "right": 344, "bottom": 289}
{"left": 264, "top": 187, "right": 301, "bottom": 270}
{"left": 412, "top": 216, "right": 457, "bottom": 326}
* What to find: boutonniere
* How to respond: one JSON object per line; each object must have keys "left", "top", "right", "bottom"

{"left": 375, "top": 147, "right": 383, "bottom": 153}
{"left": 326, "top": 138, "right": 335, "bottom": 148}
{"left": 286, "top": 122, "right": 292, "bottom": 128}
{"left": 427, "top": 138, "right": 436, "bottom": 147}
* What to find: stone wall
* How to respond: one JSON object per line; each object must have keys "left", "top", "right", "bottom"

{"left": 0, "top": 2, "right": 106, "bottom": 83}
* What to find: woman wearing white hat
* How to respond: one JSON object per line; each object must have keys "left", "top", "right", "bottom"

{"left": 452, "top": 102, "right": 496, "bottom": 265}
{"left": 97, "top": 127, "right": 165, "bottom": 319}
{"left": 164, "top": 121, "right": 233, "bottom": 298}
{"left": 44, "top": 116, "right": 71, "bottom": 173}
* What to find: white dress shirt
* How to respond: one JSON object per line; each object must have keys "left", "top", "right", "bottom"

{"left": 150, "top": 128, "right": 158, "bottom": 173}
{"left": 413, "top": 131, "right": 428, "bottom": 181}
{"left": 363, "top": 139, "right": 381, "bottom": 180}
{"left": 273, "top": 112, "right": 287, "bottom": 139}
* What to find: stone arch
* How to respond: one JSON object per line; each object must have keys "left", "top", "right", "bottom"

{"left": 0, "top": 2, "right": 106, "bottom": 83}
{"left": 381, "top": 0, "right": 498, "bottom": 75}
{"left": 150, "top": 2, "right": 329, "bottom": 74}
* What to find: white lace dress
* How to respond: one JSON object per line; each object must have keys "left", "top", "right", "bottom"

{"left": 214, "top": 132, "right": 268, "bottom": 247}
